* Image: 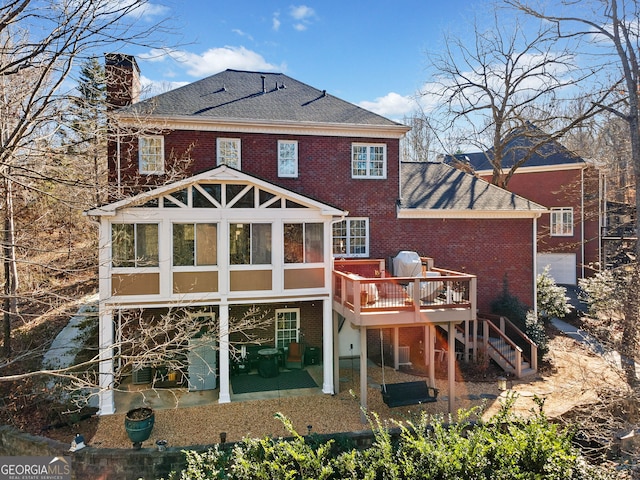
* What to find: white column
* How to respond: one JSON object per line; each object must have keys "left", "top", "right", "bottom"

{"left": 322, "top": 299, "right": 334, "bottom": 394}
{"left": 218, "top": 303, "right": 231, "bottom": 403}
{"left": 98, "top": 306, "right": 115, "bottom": 415}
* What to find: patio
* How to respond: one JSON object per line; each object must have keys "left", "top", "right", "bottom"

{"left": 113, "top": 364, "right": 325, "bottom": 413}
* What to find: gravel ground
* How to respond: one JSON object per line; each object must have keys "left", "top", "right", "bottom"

{"left": 88, "top": 335, "right": 618, "bottom": 450}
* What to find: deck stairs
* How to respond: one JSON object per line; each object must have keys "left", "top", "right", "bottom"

{"left": 452, "top": 314, "right": 538, "bottom": 378}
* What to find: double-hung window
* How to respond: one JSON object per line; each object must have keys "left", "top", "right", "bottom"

{"left": 217, "top": 138, "right": 241, "bottom": 169}
{"left": 278, "top": 140, "right": 298, "bottom": 177}
{"left": 229, "top": 223, "right": 271, "bottom": 265}
{"left": 284, "top": 223, "right": 324, "bottom": 263}
{"left": 112, "top": 223, "right": 159, "bottom": 267}
{"left": 173, "top": 223, "right": 217, "bottom": 266}
{"left": 332, "top": 218, "right": 369, "bottom": 257}
{"left": 139, "top": 136, "right": 164, "bottom": 174}
{"left": 351, "top": 143, "right": 386, "bottom": 178}
{"left": 550, "top": 207, "right": 573, "bottom": 236}
{"left": 275, "top": 308, "right": 300, "bottom": 349}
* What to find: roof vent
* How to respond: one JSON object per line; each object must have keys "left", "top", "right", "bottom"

{"left": 322, "top": 89, "right": 327, "bottom": 97}
{"left": 261, "top": 75, "right": 266, "bottom": 93}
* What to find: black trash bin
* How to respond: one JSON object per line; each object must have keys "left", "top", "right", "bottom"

{"left": 305, "top": 346, "right": 320, "bottom": 365}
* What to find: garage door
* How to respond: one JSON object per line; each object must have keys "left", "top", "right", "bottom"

{"left": 537, "top": 253, "right": 577, "bottom": 285}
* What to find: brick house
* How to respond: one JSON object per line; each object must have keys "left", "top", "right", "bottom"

{"left": 89, "top": 54, "right": 546, "bottom": 415}
{"left": 445, "top": 129, "right": 605, "bottom": 285}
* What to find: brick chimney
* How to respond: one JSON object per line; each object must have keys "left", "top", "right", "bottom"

{"left": 105, "top": 53, "right": 140, "bottom": 109}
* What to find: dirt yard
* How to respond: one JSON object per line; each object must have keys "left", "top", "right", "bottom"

{"left": 79, "top": 333, "right": 621, "bottom": 449}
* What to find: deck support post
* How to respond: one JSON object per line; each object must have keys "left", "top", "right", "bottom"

{"left": 428, "top": 324, "right": 436, "bottom": 388}
{"left": 448, "top": 323, "right": 456, "bottom": 414}
{"left": 360, "top": 325, "right": 368, "bottom": 423}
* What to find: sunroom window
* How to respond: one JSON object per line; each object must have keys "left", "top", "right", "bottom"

{"left": 173, "top": 223, "right": 217, "bottom": 266}
{"left": 229, "top": 223, "right": 271, "bottom": 265}
{"left": 284, "top": 223, "right": 324, "bottom": 263}
{"left": 112, "top": 223, "right": 159, "bottom": 267}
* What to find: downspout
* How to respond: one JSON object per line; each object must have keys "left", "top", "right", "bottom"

{"left": 117, "top": 127, "right": 122, "bottom": 196}
{"left": 533, "top": 216, "right": 538, "bottom": 317}
{"left": 581, "top": 167, "right": 585, "bottom": 279}
{"left": 599, "top": 172, "right": 605, "bottom": 271}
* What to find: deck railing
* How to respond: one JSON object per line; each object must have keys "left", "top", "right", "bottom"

{"left": 479, "top": 313, "right": 538, "bottom": 374}
{"left": 333, "top": 262, "right": 475, "bottom": 314}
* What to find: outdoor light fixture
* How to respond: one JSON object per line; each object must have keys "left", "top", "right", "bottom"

{"left": 307, "top": 425, "right": 313, "bottom": 435}
{"left": 497, "top": 376, "right": 508, "bottom": 391}
{"left": 220, "top": 432, "right": 227, "bottom": 444}
{"left": 69, "top": 433, "right": 85, "bottom": 452}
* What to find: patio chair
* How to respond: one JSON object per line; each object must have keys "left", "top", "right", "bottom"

{"left": 285, "top": 342, "right": 305, "bottom": 369}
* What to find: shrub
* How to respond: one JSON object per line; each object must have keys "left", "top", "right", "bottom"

{"left": 578, "top": 270, "right": 625, "bottom": 321}
{"left": 525, "top": 310, "right": 549, "bottom": 362}
{"left": 170, "top": 405, "right": 611, "bottom": 479}
{"left": 537, "top": 266, "right": 572, "bottom": 324}
{"left": 491, "top": 277, "right": 529, "bottom": 331}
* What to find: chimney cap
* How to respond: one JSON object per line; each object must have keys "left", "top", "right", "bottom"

{"left": 105, "top": 53, "right": 140, "bottom": 74}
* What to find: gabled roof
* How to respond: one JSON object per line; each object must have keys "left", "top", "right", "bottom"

{"left": 120, "top": 69, "right": 405, "bottom": 131}
{"left": 443, "top": 125, "right": 585, "bottom": 171}
{"left": 86, "top": 165, "right": 348, "bottom": 217}
{"left": 399, "top": 162, "right": 547, "bottom": 218}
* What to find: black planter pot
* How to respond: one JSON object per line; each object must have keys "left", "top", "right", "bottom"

{"left": 124, "top": 407, "right": 155, "bottom": 449}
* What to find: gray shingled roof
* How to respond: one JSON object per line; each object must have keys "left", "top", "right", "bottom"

{"left": 400, "top": 162, "right": 547, "bottom": 212}
{"left": 443, "top": 125, "right": 584, "bottom": 170}
{"left": 123, "top": 69, "right": 403, "bottom": 127}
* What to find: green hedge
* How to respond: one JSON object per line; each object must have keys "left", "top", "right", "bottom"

{"left": 169, "top": 399, "right": 617, "bottom": 480}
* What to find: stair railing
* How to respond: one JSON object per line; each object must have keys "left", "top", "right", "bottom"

{"left": 480, "top": 313, "right": 538, "bottom": 374}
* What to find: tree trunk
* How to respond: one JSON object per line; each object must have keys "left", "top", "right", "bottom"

{"left": 2, "top": 176, "right": 17, "bottom": 358}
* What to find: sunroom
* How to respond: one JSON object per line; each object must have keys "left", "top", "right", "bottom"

{"left": 86, "top": 165, "right": 346, "bottom": 415}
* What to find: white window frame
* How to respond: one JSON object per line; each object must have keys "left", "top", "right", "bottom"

{"left": 550, "top": 207, "right": 574, "bottom": 236}
{"left": 332, "top": 217, "right": 369, "bottom": 258}
{"left": 351, "top": 143, "right": 387, "bottom": 179}
{"left": 217, "top": 138, "right": 241, "bottom": 169}
{"left": 278, "top": 140, "right": 299, "bottom": 177}
{"left": 275, "top": 308, "right": 300, "bottom": 349}
{"left": 138, "top": 136, "right": 165, "bottom": 174}
{"left": 111, "top": 222, "right": 159, "bottom": 268}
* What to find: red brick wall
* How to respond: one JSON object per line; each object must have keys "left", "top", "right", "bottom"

{"left": 391, "top": 218, "right": 536, "bottom": 312}
{"left": 483, "top": 166, "right": 602, "bottom": 277}
{"left": 228, "top": 301, "right": 323, "bottom": 350}
{"left": 109, "top": 130, "right": 400, "bottom": 224}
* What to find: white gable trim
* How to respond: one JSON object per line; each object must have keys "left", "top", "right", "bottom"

{"left": 474, "top": 163, "right": 587, "bottom": 176}
{"left": 86, "top": 165, "right": 347, "bottom": 217}
{"left": 397, "top": 208, "right": 546, "bottom": 219}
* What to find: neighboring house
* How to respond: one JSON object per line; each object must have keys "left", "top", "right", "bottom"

{"left": 444, "top": 129, "right": 605, "bottom": 285}
{"left": 90, "top": 54, "right": 546, "bottom": 415}
{"left": 602, "top": 200, "right": 637, "bottom": 268}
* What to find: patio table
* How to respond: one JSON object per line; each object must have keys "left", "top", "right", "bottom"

{"left": 257, "top": 348, "right": 280, "bottom": 378}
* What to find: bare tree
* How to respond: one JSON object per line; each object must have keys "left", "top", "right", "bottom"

{"left": 0, "top": 1, "right": 174, "bottom": 359}
{"left": 507, "top": 0, "right": 640, "bottom": 387}
{"left": 425, "top": 9, "right": 603, "bottom": 187}
{"left": 401, "top": 113, "right": 438, "bottom": 162}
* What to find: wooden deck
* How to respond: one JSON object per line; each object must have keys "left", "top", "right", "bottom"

{"left": 333, "top": 262, "right": 477, "bottom": 328}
